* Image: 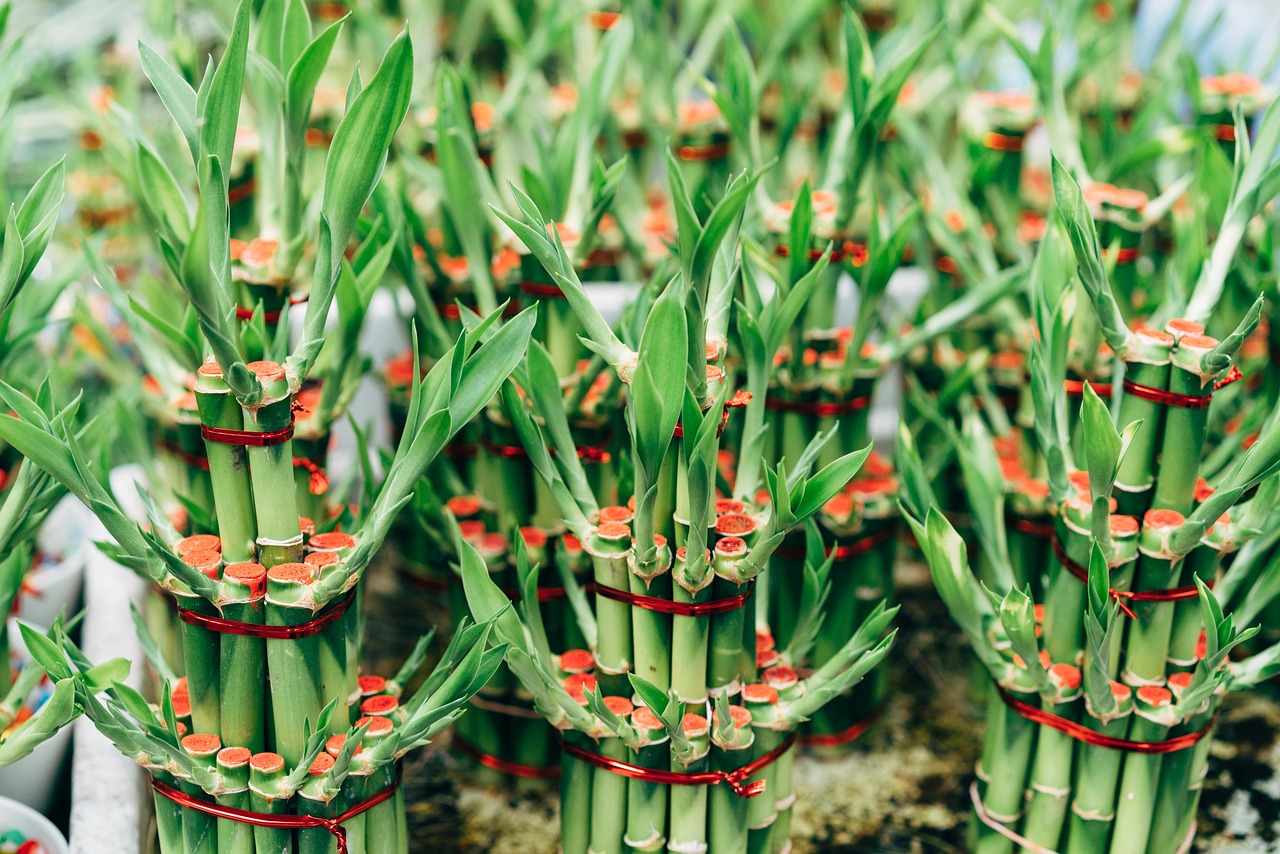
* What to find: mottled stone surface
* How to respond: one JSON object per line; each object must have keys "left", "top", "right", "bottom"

{"left": 363, "top": 554, "right": 1280, "bottom": 853}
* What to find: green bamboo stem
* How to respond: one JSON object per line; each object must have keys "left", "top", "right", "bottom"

{"left": 588, "top": 522, "right": 634, "bottom": 695}
{"left": 589, "top": 698, "right": 632, "bottom": 854}
{"left": 215, "top": 747, "right": 255, "bottom": 854}
{"left": 219, "top": 562, "right": 267, "bottom": 754}
{"left": 1019, "top": 669, "right": 1081, "bottom": 852}
{"left": 1150, "top": 332, "right": 1218, "bottom": 515}
{"left": 709, "top": 530, "right": 753, "bottom": 698}
{"left": 354, "top": 716, "right": 399, "bottom": 854}
{"left": 668, "top": 713, "right": 712, "bottom": 854}
{"left": 195, "top": 361, "right": 258, "bottom": 563}
{"left": 624, "top": 709, "right": 669, "bottom": 852}
{"left": 242, "top": 361, "right": 304, "bottom": 567}
{"left": 671, "top": 546, "right": 713, "bottom": 704}
{"left": 297, "top": 754, "right": 339, "bottom": 854}
{"left": 179, "top": 734, "right": 221, "bottom": 854}
{"left": 1064, "top": 686, "right": 1133, "bottom": 854}
{"left": 265, "top": 563, "right": 323, "bottom": 764}
{"left": 1122, "top": 513, "right": 1184, "bottom": 687}
{"left": 744, "top": 685, "right": 785, "bottom": 852}
{"left": 1108, "top": 687, "right": 1177, "bottom": 854}
{"left": 175, "top": 586, "right": 221, "bottom": 737}
{"left": 249, "top": 752, "right": 291, "bottom": 854}
{"left": 708, "top": 706, "right": 755, "bottom": 853}
{"left": 1148, "top": 680, "right": 1212, "bottom": 854}
{"left": 147, "top": 766, "right": 186, "bottom": 854}
{"left": 561, "top": 728, "right": 594, "bottom": 854}
{"left": 629, "top": 540, "right": 673, "bottom": 692}
{"left": 1113, "top": 332, "right": 1173, "bottom": 517}
{"left": 973, "top": 686, "right": 1036, "bottom": 854}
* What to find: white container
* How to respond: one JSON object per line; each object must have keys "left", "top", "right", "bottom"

{"left": 0, "top": 621, "right": 73, "bottom": 814}
{"left": 0, "top": 793, "right": 69, "bottom": 854}
{"left": 16, "top": 495, "right": 92, "bottom": 629}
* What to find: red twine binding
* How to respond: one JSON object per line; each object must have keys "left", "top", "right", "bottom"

{"left": 561, "top": 733, "right": 794, "bottom": 797}
{"left": 982, "top": 131, "right": 1025, "bottom": 152}
{"left": 483, "top": 437, "right": 612, "bottom": 464}
{"left": 454, "top": 734, "right": 561, "bottom": 779}
{"left": 157, "top": 439, "right": 211, "bottom": 471}
{"left": 765, "top": 395, "right": 872, "bottom": 417}
{"left": 520, "top": 280, "right": 566, "bottom": 300}
{"left": 235, "top": 294, "right": 309, "bottom": 323}
{"left": 675, "top": 141, "right": 731, "bottom": 162}
{"left": 775, "top": 241, "right": 869, "bottom": 268}
{"left": 995, "top": 685, "right": 1214, "bottom": 754}
{"left": 227, "top": 178, "right": 256, "bottom": 206}
{"left": 799, "top": 704, "right": 885, "bottom": 747}
{"left": 1051, "top": 536, "right": 1210, "bottom": 620}
{"left": 176, "top": 587, "right": 357, "bottom": 639}
{"left": 1215, "top": 124, "right": 1237, "bottom": 142}
{"left": 1101, "top": 246, "right": 1140, "bottom": 265}
{"left": 1063, "top": 379, "right": 1113, "bottom": 398}
{"left": 594, "top": 579, "right": 752, "bottom": 616}
{"left": 775, "top": 524, "right": 896, "bottom": 560}
{"left": 1122, "top": 365, "right": 1243, "bottom": 410}
{"left": 201, "top": 421, "right": 296, "bottom": 447}
{"left": 1006, "top": 513, "right": 1055, "bottom": 539}
{"left": 151, "top": 773, "right": 398, "bottom": 854}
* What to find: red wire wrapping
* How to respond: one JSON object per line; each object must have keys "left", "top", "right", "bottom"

{"left": 176, "top": 587, "right": 357, "bottom": 639}
{"left": 674, "top": 141, "right": 731, "bottom": 162}
{"left": 594, "top": 579, "right": 752, "bottom": 616}
{"left": 982, "top": 131, "right": 1025, "bottom": 152}
{"left": 1005, "top": 513, "right": 1056, "bottom": 539}
{"left": 227, "top": 177, "right": 256, "bottom": 205}
{"left": 234, "top": 294, "right": 309, "bottom": 323}
{"left": 156, "top": 439, "right": 211, "bottom": 471}
{"left": 774, "top": 524, "right": 896, "bottom": 561}
{"left": 519, "top": 280, "right": 566, "bottom": 299}
{"left": 674, "top": 392, "right": 749, "bottom": 439}
{"left": 561, "top": 733, "right": 794, "bottom": 797}
{"left": 454, "top": 734, "right": 562, "bottom": 779}
{"left": 1051, "top": 537, "right": 1210, "bottom": 620}
{"left": 764, "top": 395, "right": 872, "bottom": 417}
{"left": 1101, "top": 246, "right": 1140, "bottom": 264}
{"left": 151, "top": 773, "right": 399, "bottom": 854}
{"left": 994, "top": 685, "right": 1215, "bottom": 754}
{"left": 774, "top": 241, "right": 870, "bottom": 268}
{"left": 1122, "top": 365, "right": 1243, "bottom": 410}
{"left": 798, "top": 704, "right": 886, "bottom": 747}
{"left": 483, "top": 437, "right": 612, "bottom": 464}
{"left": 201, "top": 421, "right": 296, "bottom": 447}
{"left": 293, "top": 458, "right": 330, "bottom": 495}
{"left": 1063, "top": 379, "right": 1113, "bottom": 398}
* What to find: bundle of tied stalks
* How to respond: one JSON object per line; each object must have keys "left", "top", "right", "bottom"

{"left": 448, "top": 148, "right": 898, "bottom": 854}
{"left": 22, "top": 613, "right": 505, "bottom": 854}
{"left": 901, "top": 99, "right": 1280, "bottom": 850}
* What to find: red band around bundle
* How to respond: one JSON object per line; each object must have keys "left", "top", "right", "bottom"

{"left": 443, "top": 442, "right": 479, "bottom": 460}
{"left": 157, "top": 439, "right": 211, "bottom": 471}
{"left": 201, "top": 420, "right": 296, "bottom": 447}
{"left": 520, "top": 280, "right": 566, "bottom": 299}
{"left": 765, "top": 395, "right": 872, "bottom": 417}
{"left": 176, "top": 587, "right": 357, "bottom": 639}
{"left": 1101, "top": 246, "right": 1140, "bottom": 265}
{"left": 397, "top": 567, "right": 450, "bottom": 593}
{"left": 500, "top": 583, "right": 584, "bottom": 603}
{"left": 561, "top": 733, "right": 794, "bottom": 797}
{"left": 227, "top": 178, "right": 256, "bottom": 206}
{"left": 1052, "top": 537, "right": 1210, "bottom": 620}
{"left": 775, "top": 241, "right": 869, "bottom": 268}
{"left": 468, "top": 695, "right": 547, "bottom": 720}
{"left": 235, "top": 294, "right": 309, "bottom": 323}
{"left": 454, "top": 734, "right": 561, "bottom": 779}
{"left": 1063, "top": 379, "right": 1113, "bottom": 397}
{"left": 775, "top": 524, "right": 896, "bottom": 560}
{"left": 1006, "top": 513, "right": 1055, "bottom": 539}
{"left": 798, "top": 704, "right": 885, "bottom": 747}
{"left": 982, "top": 131, "right": 1024, "bottom": 152}
{"left": 483, "top": 437, "right": 612, "bottom": 464}
{"left": 675, "top": 141, "right": 731, "bottom": 162}
{"left": 594, "top": 579, "right": 752, "bottom": 616}
{"left": 1215, "top": 124, "right": 1236, "bottom": 142}
{"left": 1122, "top": 365, "right": 1242, "bottom": 410}
{"left": 995, "top": 684, "right": 1214, "bottom": 754}
{"left": 151, "top": 772, "right": 399, "bottom": 854}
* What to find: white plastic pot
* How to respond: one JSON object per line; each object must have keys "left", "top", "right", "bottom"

{"left": 0, "top": 621, "right": 73, "bottom": 814}
{"left": 0, "top": 793, "right": 69, "bottom": 854}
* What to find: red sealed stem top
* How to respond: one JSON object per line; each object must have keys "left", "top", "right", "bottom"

{"left": 996, "top": 685, "right": 1214, "bottom": 754}
{"left": 1123, "top": 365, "right": 1242, "bottom": 410}
{"left": 1052, "top": 537, "right": 1210, "bottom": 620}
{"left": 560, "top": 732, "right": 794, "bottom": 796}
{"left": 151, "top": 771, "right": 398, "bottom": 854}
{"left": 594, "top": 578, "right": 753, "bottom": 616}
{"left": 176, "top": 586, "right": 357, "bottom": 639}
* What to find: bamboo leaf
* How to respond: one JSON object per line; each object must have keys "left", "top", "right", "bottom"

{"left": 138, "top": 44, "right": 198, "bottom": 165}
